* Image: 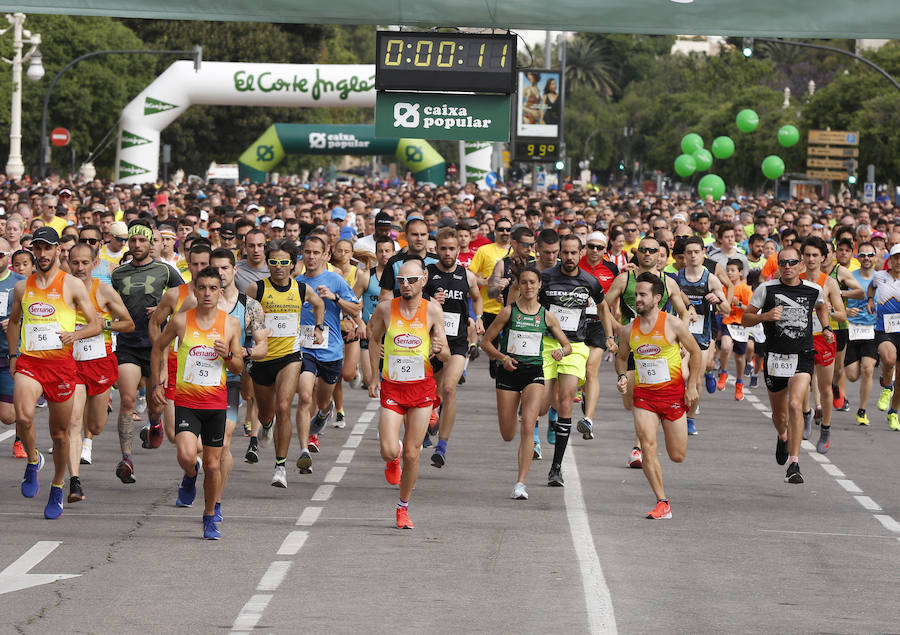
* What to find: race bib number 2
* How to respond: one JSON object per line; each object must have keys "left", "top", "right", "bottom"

{"left": 507, "top": 329, "right": 542, "bottom": 357}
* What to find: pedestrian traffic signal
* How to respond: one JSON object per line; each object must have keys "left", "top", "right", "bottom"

{"left": 618, "top": 160, "right": 625, "bottom": 170}
{"left": 554, "top": 160, "right": 565, "bottom": 171}
{"left": 845, "top": 158, "right": 858, "bottom": 184}
{"left": 742, "top": 38, "right": 754, "bottom": 58}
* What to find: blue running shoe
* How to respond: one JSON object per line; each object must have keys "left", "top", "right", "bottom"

{"left": 310, "top": 411, "right": 328, "bottom": 436}
{"left": 422, "top": 433, "right": 432, "bottom": 448}
{"left": 203, "top": 515, "right": 221, "bottom": 540}
{"left": 687, "top": 418, "right": 698, "bottom": 436}
{"left": 547, "top": 408, "right": 557, "bottom": 445}
{"left": 749, "top": 375, "right": 759, "bottom": 388}
{"left": 21, "top": 452, "right": 44, "bottom": 498}
{"left": 176, "top": 462, "right": 199, "bottom": 507}
{"left": 704, "top": 372, "right": 717, "bottom": 394}
{"left": 533, "top": 440, "right": 542, "bottom": 460}
{"left": 213, "top": 502, "right": 223, "bottom": 523}
{"left": 533, "top": 422, "right": 540, "bottom": 444}
{"left": 431, "top": 440, "right": 446, "bottom": 468}
{"left": 44, "top": 484, "right": 64, "bottom": 519}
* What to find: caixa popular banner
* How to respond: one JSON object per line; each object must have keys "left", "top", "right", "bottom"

{"left": 375, "top": 92, "right": 510, "bottom": 142}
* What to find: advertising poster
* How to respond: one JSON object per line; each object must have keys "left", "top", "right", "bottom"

{"left": 516, "top": 70, "right": 561, "bottom": 138}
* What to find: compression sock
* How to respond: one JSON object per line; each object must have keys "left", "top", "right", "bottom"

{"left": 275, "top": 457, "right": 286, "bottom": 466}
{"left": 551, "top": 417, "right": 571, "bottom": 465}
{"left": 548, "top": 407, "right": 558, "bottom": 427}
{"left": 397, "top": 498, "right": 409, "bottom": 509}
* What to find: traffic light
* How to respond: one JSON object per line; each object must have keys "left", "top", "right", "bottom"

{"left": 845, "top": 158, "right": 858, "bottom": 184}
{"left": 554, "top": 160, "right": 565, "bottom": 171}
{"left": 742, "top": 37, "right": 754, "bottom": 58}
{"left": 618, "top": 160, "right": 625, "bottom": 171}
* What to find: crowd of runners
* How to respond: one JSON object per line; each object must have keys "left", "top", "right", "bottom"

{"left": 3, "top": 176, "right": 899, "bottom": 535}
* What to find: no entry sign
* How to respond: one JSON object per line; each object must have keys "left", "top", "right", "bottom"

{"left": 50, "top": 127, "right": 70, "bottom": 147}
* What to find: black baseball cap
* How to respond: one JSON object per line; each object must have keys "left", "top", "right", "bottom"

{"left": 32, "top": 227, "right": 60, "bottom": 245}
{"left": 375, "top": 211, "right": 392, "bottom": 227}
{"left": 219, "top": 222, "right": 236, "bottom": 239}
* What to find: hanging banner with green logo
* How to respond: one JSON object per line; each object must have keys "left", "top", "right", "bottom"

{"left": 375, "top": 92, "right": 510, "bottom": 142}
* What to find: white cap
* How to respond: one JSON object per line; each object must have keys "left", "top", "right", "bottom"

{"left": 199, "top": 210, "right": 209, "bottom": 221}
{"left": 271, "top": 218, "right": 285, "bottom": 229}
{"left": 246, "top": 203, "right": 260, "bottom": 212}
{"left": 587, "top": 231, "right": 607, "bottom": 245}
{"left": 672, "top": 213, "right": 687, "bottom": 223}
{"left": 890, "top": 244, "right": 900, "bottom": 257}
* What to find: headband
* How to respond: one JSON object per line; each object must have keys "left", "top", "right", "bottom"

{"left": 128, "top": 224, "right": 154, "bottom": 242}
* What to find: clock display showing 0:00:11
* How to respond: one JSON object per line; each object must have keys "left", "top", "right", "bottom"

{"left": 381, "top": 37, "right": 510, "bottom": 72}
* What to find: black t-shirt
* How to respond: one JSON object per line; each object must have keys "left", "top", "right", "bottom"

{"left": 539, "top": 264, "right": 605, "bottom": 342}
{"left": 425, "top": 263, "right": 470, "bottom": 343}
{"left": 750, "top": 279, "right": 824, "bottom": 353}
{"left": 111, "top": 260, "right": 184, "bottom": 348}
{"left": 379, "top": 250, "right": 439, "bottom": 297}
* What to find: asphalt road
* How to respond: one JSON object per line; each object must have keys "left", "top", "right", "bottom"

{"left": 1, "top": 357, "right": 899, "bottom": 634}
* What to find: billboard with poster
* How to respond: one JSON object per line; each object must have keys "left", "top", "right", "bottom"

{"left": 516, "top": 70, "right": 561, "bottom": 138}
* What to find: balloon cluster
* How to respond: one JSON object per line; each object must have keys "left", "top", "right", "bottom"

{"left": 673, "top": 109, "right": 801, "bottom": 199}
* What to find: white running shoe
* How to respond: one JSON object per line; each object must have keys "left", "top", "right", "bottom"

{"left": 271, "top": 465, "right": 287, "bottom": 488}
{"left": 80, "top": 444, "right": 92, "bottom": 465}
{"left": 511, "top": 482, "right": 528, "bottom": 500}
{"left": 135, "top": 393, "right": 147, "bottom": 414}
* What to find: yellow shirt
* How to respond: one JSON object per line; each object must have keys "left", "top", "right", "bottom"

{"left": 47, "top": 216, "right": 68, "bottom": 236}
{"left": 469, "top": 242, "right": 511, "bottom": 315}
{"left": 624, "top": 239, "right": 640, "bottom": 256}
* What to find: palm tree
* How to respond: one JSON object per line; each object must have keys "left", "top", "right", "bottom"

{"left": 564, "top": 37, "right": 619, "bottom": 99}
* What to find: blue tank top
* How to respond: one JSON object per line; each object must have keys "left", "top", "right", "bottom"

{"left": 0, "top": 271, "right": 24, "bottom": 359}
{"left": 363, "top": 267, "right": 381, "bottom": 322}
{"left": 226, "top": 293, "right": 247, "bottom": 382}
{"left": 848, "top": 270, "right": 876, "bottom": 326}
{"left": 91, "top": 260, "right": 111, "bottom": 285}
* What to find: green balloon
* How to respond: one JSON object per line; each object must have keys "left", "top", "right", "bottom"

{"left": 674, "top": 154, "right": 697, "bottom": 178}
{"left": 761, "top": 155, "right": 785, "bottom": 180}
{"left": 681, "top": 133, "right": 704, "bottom": 155}
{"left": 711, "top": 136, "right": 735, "bottom": 159}
{"left": 697, "top": 174, "right": 726, "bottom": 201}
{"left": 778, "top": 125, "right": 800, "bottom": 148}
{"left": 692, "top": 148, "right": 713, "bottom": 172}
{"left": 736, "top": 109, "right": 759, "bottom": 133}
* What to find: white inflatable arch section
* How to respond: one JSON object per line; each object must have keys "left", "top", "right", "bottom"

{"left": 114, "top": 61, "right": 377, "bottom": 184}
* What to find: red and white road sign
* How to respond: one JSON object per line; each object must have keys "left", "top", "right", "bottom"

{"left": 447, "top": 164, "right": 457, "bottom": 175}
{"left": 50, "top": 127, "right": 70, "bottom": 147}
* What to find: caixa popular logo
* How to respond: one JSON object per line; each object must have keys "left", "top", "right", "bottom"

{"left": 393, "top": 333, "right": 422, "bottom": 348}
{"left": 189, "top": 345, "right": 218, "bottom": 360}
{"left": 636, "top": 344, "right": 661, "bottom": 356}
{"left": 28, "top": 302, "right": 55, "bottom": 317}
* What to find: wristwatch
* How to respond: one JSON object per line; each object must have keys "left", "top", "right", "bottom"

{"left": 8, "top": 352, "right": 18, "bottom": 359}
{"left": 315, "top": 323, "right": 326, "bottom": 332}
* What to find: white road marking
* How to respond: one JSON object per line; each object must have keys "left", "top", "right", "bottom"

{"left": 351, "top": 422, "right": 369, "bottom": 434}
{"left": 343, "top": 435, "right": 362, "bottom": 449}
{"left": 744, "top": 394, "right": 760, "bottom": 403}
{"left": 296, "top": 506, "right": 322, "bottom": 526}
{"left": 562, "top": 451, "right": 617, "bottom": 634}
{"left": 855, "top": 496, "right": 882, "bottom": 512}
{"left": 760, "top": 529, "right": 896, "bottom": 539}
{"left": 336, "top": 450, "right": 355, "bottom": 464}
{"left": 801, "top": 440, "right": 816, "bottom": 451}
{"left": 821, "top": 463, "right": 846, "bottom": 478}
{"left": 357, "top": 412, "right": 374, "bottom": 424}
{"left": 873, "top": 515, "right": 900, "bottom": 533}
{"left": 257, "top": 561, "right": 291, "bottom": 591}
{"left": 311, "top": 485, "right": 335, "bottom": 501}
{"left": 324, "top": 467, "right": 347, "bottom": 483}
{"left": 809, "top": 453, "right": 830, "bottom": 464}
{"left": 837, "top": 479, "right": 863, "bottom": 493}
{"left": 366, "top": 399, "right": 380, "bottom": 410}
{"left": 277, "top": 531, "right": 308, "bottom": 556}
{"left": 0, "top": 541, "right": 80, "bottom": 596}
{"left": 0, "top": 429, "right": 15, "bottom": 443}
{"left": 230, "top": 594, "right": 272, "bottom": 632}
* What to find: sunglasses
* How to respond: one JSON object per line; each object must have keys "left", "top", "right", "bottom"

{"left": 267, "top": 258, "right": 292, "bottom": 267}
{"left": 624, "top": 227, "right": 638, "bottom": 232}
{"left": 637, "top": 246, "right": 659, "bottom": 254}
{"left": 79, "top": 237, "right": 100, "bottom": 245}
{"left": 858, "top": 252, "right": 876, "bottom": 258}
{"left": 397, "top": 275, "right": 422, "bottom": 285}
{"left": 779, "top": 258, "right": 800, "bottom": 267}
{"left": 496, "top": 227, "right": 512, "bottom": 233}
{"left": 518, "top": 241, "right": 535, "bottom": 249}
{"left": 587, "top": 244, "right": 606, "bottom": 251}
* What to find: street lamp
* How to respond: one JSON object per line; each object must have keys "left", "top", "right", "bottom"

{"left": 1, "top": 13, "right": 44, "bottom": 180}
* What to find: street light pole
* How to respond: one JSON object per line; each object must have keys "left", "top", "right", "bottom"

{"left": 2, "top": 13, "right": 44, "bottom": 180}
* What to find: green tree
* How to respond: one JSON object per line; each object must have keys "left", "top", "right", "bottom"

{"left": 564, "top": 36, "right": 617, "bottom": 99}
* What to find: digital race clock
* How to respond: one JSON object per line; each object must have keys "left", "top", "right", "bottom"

{"left": 513, "top": 139, "right": 561, "bottom": 163}
{"left": 375, "top": 31, "right": 516, "bottom": 94}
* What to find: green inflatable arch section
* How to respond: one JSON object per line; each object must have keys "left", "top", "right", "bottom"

{"left": 238, "top": 124, "right": 445, "bottom": 184}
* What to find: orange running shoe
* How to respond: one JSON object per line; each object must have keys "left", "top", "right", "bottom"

{"left": 396, "top": 506, "right": 414, "bottom": 529}
{"left": 627, "top": 447, "right": 642, "bottom": 469}
{"left": 735, "top": 382, "right": 744, "bottom": 401}
{"left": 716, "top": 372, "right": 728, "bottom": 392}
{"left": 384, "top": 456, "right": 402, "bottom": 485}
{"left": 12, "top": 440, "right": 27, "bottom": 459}
{"left": 428, "top": 408, "right": 439, "bottom": 436}
{"left": 646, "top": 499, "right": 672, "bottom": 520}
{"left": 308, "top": 434, "right": 320, "bottom": 453}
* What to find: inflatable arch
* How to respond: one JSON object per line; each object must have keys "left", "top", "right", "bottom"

{"left": 238, "top": 124, "right": 444, "bottom": 184}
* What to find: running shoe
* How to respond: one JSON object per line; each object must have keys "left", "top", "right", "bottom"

{"left": 547, "top": 411, "right": 557, "bottom": 445}
{"left": 271, "top": 464, "right": 288, "bottom": 487}
{"left": 468, "top": 343, "right": 479, "bottom": 360}
{"left": 832, "top": 387, "right": 842, "bottom": 410}
{"left": 136, "top": 390, "right": 147, "bottom": 414}
{"left": 431, "top": 440, "right": 446, "bottom": 468}
{"left": 744, "top": 362, "right": 752, "bottom": 377}
{"left": 203, "top": 515, "right": 221, "bottom": 540}
{"left": 385, "top": 455, "right": 402, "bottom": 485}
{"left": 309, "top": 410, "right": 329, "bottom": 436}
{"left": 176, "top": 462, "right": 199, "bottom": 507}
{"left": 576, "top": 417, "right": 593, "bottom": 439}
{"left": 784, "top": 461, "right": 804, "bottom": 484}
{"left": 243, "top": 421, "right": 252, "bottom": 436}
{"left": 548, "top": 465, "right": 564, "bottom": 487}
{"left": 334, "top": 409, "right": 346, "bottom": 429}
{"left": 148, "top": 422, "right": 164, "bottom": 449}
{"left": 307, "top": 434, "right": 320, "bottom": 453}
{"left": 396, "top": 506, "right": 414, "bottom": 529}
{"left": 856, "top": 411, "right": 870, "bottom": 426}
{"left": 627, "top": 447, "right": 643, "bottom": 469}
{"left": 686, "top": 418, "right": 697, "bottom": 436}
{"left": 244, "top": 441, "right": 259, "bottom": 463}
{"left": 749, "top": 375, "right": 759, "bottom": 389}
{"left": 735, "top": 382, "right": 744, "bottom": 401}
{"left": 427, "top": 408, "right": 440, "bottom": 436}
{"left": 816, "top": 426, "right": 831, "bottom": 454}
{"left": 80, "top": 443, "right": 92, "bottom": 465}
{"left": 44, "top": 484, "right": 64, "bottom": 520}
{"left": 68, "top": 476, "right": 85, "bottom": 503}
{"left": 21, "top": 452, "right": 44, "bottom": 498}
{"left": 296, "top": 450, "right": 312, "bottom": 474}
{"left": 458, "top": 372, "right": 466, "bottom": 385}
{"left": 646, "top": 499, "right": 672, "bottom": 520}
{"left": 775, "top": 437, "right": 788, "bottom": 466}
{"left": 422, "top": 433, "right": 432, "bottom": 449}
{"left": 115, "top": 457, "right": 135, "bottom": 484}
{"left": 888, "top": 412, "right": 900, "bottom": 431}
{"left": 213, "top": 502, "right": 223, "bottom": 524}
{"left": 349, "top": 371, "right": 363, "bottom": 389}
{"left": 878, "top": 386, "right": 893, "bottom": 411}
{"left": 813, "top": 407, "right": 823, "bottom": 428}
{"left": 36, "top": 396, "right": 47, "bottom": 408}
{"left": 12, "top": 439, "right": 27, "bottom": 459}
{"left": 511, "top": 482, "right": 528, "bottom": 500}
{"left": 139, "top": 425, "right": 151, "bottom": 449}
{"left": 258, "top": 420, "right": 274, "bottom": 446}
{"left": 533, "top": 441, "right": 542, "bottom": 461}
{"left": 802, "top": 410, "right": 813, "bottom": 440}
{"left": 704, "top": 371, "right": 717, "bottom": 394}
{"left": 716, "top": 371, "right": 728, "bottom": 392}
{"left": 836, "top": 397, "right": 850, "bottom": 412}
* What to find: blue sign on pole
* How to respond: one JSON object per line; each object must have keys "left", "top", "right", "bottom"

{"left": 485, "top": 171, "right": 498, "bottom": 188}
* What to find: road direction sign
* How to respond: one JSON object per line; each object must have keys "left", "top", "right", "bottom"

{"left": 807, "top": 146, "right": 859, "bottom": 158}
{"left": 806, "top": 169, "right": 848, "bottom": 181}
{"left": 50, "top": 127, "right": 70, "bottom": 147}
{"left": 864, "top": 182, "right": 876, "bottom": 203}
{"left": 808, "top": 130, "right": 859, "bottom": 146}
{"left": 484, "top": 171, "right": 497, "bottom": 188}
{"left": 807, "top": 158, "right": 847, "bottom": 169}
